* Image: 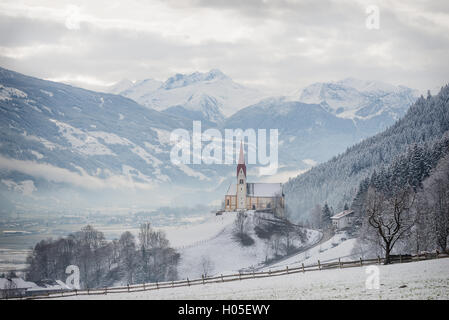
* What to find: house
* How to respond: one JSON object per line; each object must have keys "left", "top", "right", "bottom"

{"left": 331, "top": 210, "right": 355, "bottom": 230}
{"left": 0, "top": 277, "right": 38, "bottom": 298}
{"left": 224, "top": 141, "right": 284, "bottom": 217}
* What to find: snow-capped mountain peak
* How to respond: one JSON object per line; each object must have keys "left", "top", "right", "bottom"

{"left": 293, "top": 78, "right": 419, "bottom": 120}
{"left": 108, "top": 79, "right": 135, "bottom": 94}
{"left": 112, "top": 69, "right": 266, "bottom": 120}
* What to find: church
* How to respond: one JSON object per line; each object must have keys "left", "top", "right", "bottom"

{"left": 224, "top": 142, "right": 285, "bottom": 218}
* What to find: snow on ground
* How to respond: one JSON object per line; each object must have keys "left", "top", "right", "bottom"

{"left": 161, "top": 213, "right": 236, "bottom": 248}
{"left": 174, "top": 211, "right": 319, "bottom": 279}
{"left": 263, "top": 231, "right": 357, "bottom": 270}
{"left": 60, "top": 258, "right": 449, "bottom": 300}
{"left": 49, "top": 119, "right": 115, "bottom": 156}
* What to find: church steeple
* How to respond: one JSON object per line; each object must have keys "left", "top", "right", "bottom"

{"left": 236, "top": 140, "right": 247, "bottom": 209}
{"left": 236, "top": 140, "right": 246, "bottom": 178}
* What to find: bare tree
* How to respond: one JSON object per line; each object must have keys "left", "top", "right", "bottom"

{"left": 200, "top": 256, "right": 214, "bottom": 277}
{"left": 421, "top": 155, "right": 449, "bottom": 252}
{"left": 118, "top": 231, "right": 137, "bottom": 284}
{"left": 137, "top": 222, "right": 178, "bottom": 282}
{"left": 366, "top": 187, "right": 415, "bottom": 264}
{"left": 234, "top": 211, "right": 247, "bottom": 237}
{"left": 273, "top": 192, "right": 285, "bottom": 218}
{"left": 270, "top": 233, "right": 283, "bottom": 257}
{"left": 233, "top": 211, "right": 254, "bottom": 245}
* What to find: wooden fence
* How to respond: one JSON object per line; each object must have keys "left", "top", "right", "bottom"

{"left": 7, "top": 252, "right": 449, "bottom": 300}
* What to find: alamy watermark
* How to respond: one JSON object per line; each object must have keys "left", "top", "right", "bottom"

{"left": 169, "top": 121, "right": 279, "bottom": 175}
{"left": 56, "top": 265, "right": 80, "bottom": 290}
{"left": 366, "top": 5, "right": 380, "bottom": 30}
{"left": 365, "top": 265, "right": 380, "bottom": 290}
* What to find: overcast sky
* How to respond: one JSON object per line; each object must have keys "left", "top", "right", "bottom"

{"left": 0, "top": 0, "right": 448, "bottom": 94}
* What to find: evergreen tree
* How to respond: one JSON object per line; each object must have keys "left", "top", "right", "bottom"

{"left": 321, "top": 203, "right": 332, "bottom": 228}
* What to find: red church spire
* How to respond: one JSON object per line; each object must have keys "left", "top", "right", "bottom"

{"left": 236, "top": 140, "right": 246, "bottom": 178}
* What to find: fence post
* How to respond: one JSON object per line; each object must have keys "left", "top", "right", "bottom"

{"left": 156, "top": 282, "right": 159, "bottom": 289}
{"left": 172, "top": 281, "right": 174, "bottom": 288}
{"left": 377, "top": 256, "right": 380, "bottom": 264}
{"left": 202, "top": 274, "right": 205, "bottom": 285}
{"left": 221, "top": 274, "right": 224, "bottom": 282}
{"left": 239, "top": 272, "right": 241, "bottom": 280}
{"left": 87, "top": 288, "right": 90, "bottom": 295}
{"left": 318, "top": 260, "right": 321, "bottom": 270}
{"left": 105, "top": 287, "right": 108, "bottom": 295}
{"left": 187, "top": 278, "right": 190, "bottom": 286}
{"left": 360, "top": 257, "right": 363, "bottom": 266}
{"left": 302, "top": 263, "right": 305, "bottom": 273}
{"left": 127, "top": 284, "right": 130, "bottom": 292}
{"left": 339, "top": 258, "right": 341, "bottom": 269}
{"left": 286, "top": 266, "right": 289, "bottom": 274}
{"left": 269, "top": 269, "right": 271, "bottom": 275}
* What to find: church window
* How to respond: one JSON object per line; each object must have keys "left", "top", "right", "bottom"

{"left": 239, "top": 179, "right": 244, "bottom": 184}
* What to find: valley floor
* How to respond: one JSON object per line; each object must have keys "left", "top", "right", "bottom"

{"left": 59, "top": 258, "right": 449, "bottom": 300}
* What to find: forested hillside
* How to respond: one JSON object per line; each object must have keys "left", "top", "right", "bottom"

{"left": 351, "top": 133, "right": 449, "bottom": 259}
{"left": 284, "top": 85, "right": 449, "bottom": 223}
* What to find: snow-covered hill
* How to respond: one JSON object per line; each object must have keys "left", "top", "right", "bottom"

{"left": 164, "top": 211, "right": 321, "bottom": 279}
{"left": 261, "top": 231, "right": 358, "bottom": 271}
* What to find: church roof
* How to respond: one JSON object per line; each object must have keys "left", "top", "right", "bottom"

{"left": 331, "top": 210, "right": 354, "bottom": 220}
{"left": 247, "top": 183, "right": 283, "bottom": 197}
{"left": 226, "top": 182, "right": 283, "bottom": 197}
{"left": 226, "top": 183, "right": 236, "bottom": 195}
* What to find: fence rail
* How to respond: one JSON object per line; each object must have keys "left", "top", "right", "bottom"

{"left": 6, "top": 252, "right": 449, "bottom": 300}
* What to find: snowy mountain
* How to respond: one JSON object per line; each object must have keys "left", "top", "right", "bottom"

{"left": 0, "top": 67, "right": 223, "bottom": 212}
{"left": 107, "top": 79, "right": 136, "bottom": 95}
{"left": 222, "top": 97, "right": 360, "bottom": 166}
{"left": 284, "top": 84, "right": 449, "bottom": 222}
{"left": 292, "top": 78, "right": 420, "bottom": 135}
{"left": 0, "top": 67, "right": 424, "bottom": 213}
{"left": 112, "top": 69, "right": 266, "bottom": 123}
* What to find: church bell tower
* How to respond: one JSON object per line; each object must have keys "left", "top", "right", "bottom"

{"left": 236, "top": 141, "right": 247, "bottom": 209}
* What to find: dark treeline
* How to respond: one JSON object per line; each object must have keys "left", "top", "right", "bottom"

{"left": 25, "top": 223, "right": 179, "bottom": 289}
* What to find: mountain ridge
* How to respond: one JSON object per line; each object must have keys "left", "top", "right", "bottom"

{"left": 284, "top": 84, "right": 449, "bottom": 223}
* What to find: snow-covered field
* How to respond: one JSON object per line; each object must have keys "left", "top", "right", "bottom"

{"left": 161, "top": 213, "right": 236, "bottom": 248}
{"left": 59, "top": 258, "right": 449, "bottom": 300}
{"left": 263, "top": 232, "right": 357, "bottom": 271}
{"left": 162, "top": 211, "right": 320, "bottom": 279}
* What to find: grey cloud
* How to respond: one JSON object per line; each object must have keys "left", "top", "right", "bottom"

{"left": 0, "top": 14, "right": 67, "bottom": 47}
{"left": 0, "top": 1, "right": 448, "bottom": 94}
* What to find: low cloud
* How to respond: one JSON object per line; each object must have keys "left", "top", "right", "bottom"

{"left": 0, "top": 155, "right": 156, "bottom": 191}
